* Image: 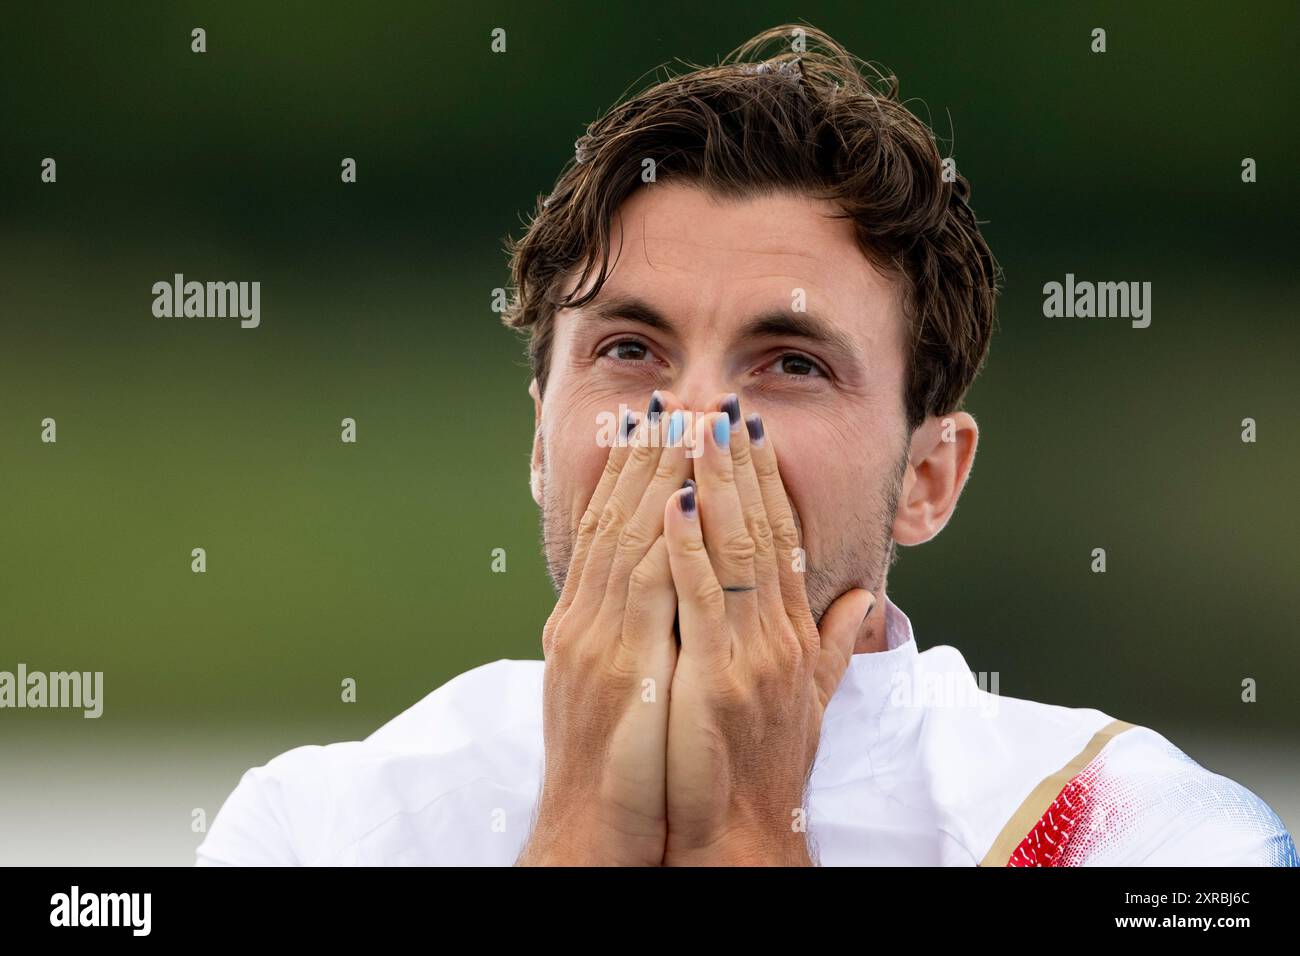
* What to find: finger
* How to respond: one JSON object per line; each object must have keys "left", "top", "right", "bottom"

{"left": 813, "top": 589, "right": 874, "bottom": 707}
{"left": 746, "top": 412, "right": 811, "bottom": 620}
{"left": 663, "top": 483, "right": 729, "bottom": 664}
{"left": 715, "top": 394, "right": 780, "bottom": 607}
{"left": 692, "top": 409, "right": 760, "bottom": 630}
{"left": 563, "top": 388, "right": 669, "bottom": 608}
{"left": 621, "top": 536, "right": 678, "bottom": 661}
{"left": 604, "top": 404, "right": 695, "bottom": 620}
{"left": 555, "top": 404, "right": 641, "bottom": 618}
{"left": 578, "top": 398, "right": 677, "bottom": 607}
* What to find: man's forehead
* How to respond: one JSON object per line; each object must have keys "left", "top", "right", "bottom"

{"left": 564, "top": 183, "right": 897, "bottom": 311}
{"left": 619, "top": 185, "right": 858, "bottom": 266}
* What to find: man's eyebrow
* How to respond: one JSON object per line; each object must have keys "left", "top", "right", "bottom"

{"left": 585, "top": 295, "right": 862, "bottom": 365}
{"left": 587, "top": 295, "right": 675, "bottom": 334}
{"left": 738, "top": 311, "right": 862, "bottom": 365}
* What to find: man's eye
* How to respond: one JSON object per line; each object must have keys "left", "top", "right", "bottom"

{"left": 765, "top": 353, "right": 826, "bottom": 377}
{"left": 601, "top": 339, "right": 651, "bottom": 362}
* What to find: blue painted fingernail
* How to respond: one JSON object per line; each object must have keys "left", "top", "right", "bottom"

{"left": 647, "top": 391, "right": 664, "bottom": 423}
{"left": 620, "top": 410, "right": 638, "bottom": 441}
{"left": 745, "top": 413, "right": 765, "bottom": 447}
{"left": 720, "top": 393, "right": 741, "bottom": 430}
{"left": 713, "top": 414, "right": 730, "bottom": 448}
{"left": 667, "top": 409, "right": 684, "bottom": 445}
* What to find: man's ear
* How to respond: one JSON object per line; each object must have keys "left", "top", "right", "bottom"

{"left": 891, "top": 412, "right": 979, "bottom": 547}
{"left": 528, "top": 378, "right": 544, "bottom": 508}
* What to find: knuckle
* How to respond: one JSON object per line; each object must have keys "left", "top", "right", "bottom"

{"left": 653, "top": 457, "right": 679, "bottom": 482}
{"left": 712, "top": 679, "right": 753, "bottom": 719}
{"left": 617, "top": 527, "right": 654, "bottom": 562}
{"left": 627, "top": 557, "right": 662, "bottom": 594}
{"left": 718, "top": 528, "right": 757, "bottom": 564}
{"left": 600, "top": 452, "right": 624, "bottom": 483}
{"left": 689, "top": 575, "right": 723, "bottom": 606}
{"left": 747, "top": 512, "right": 774, "bottom": 551}
{"left": 761, "top": 637, "right": 801, "bottom": 675}
{"left": 577, "top": 508, "right": 601, "bottom": 540}
{"left": 679, "top": 533, "right": 710, "bottom": 558}
{"left": 629, "top": 438, "right": 657, "bottom": 466}
{"left": 603, "top": 649, "right": 642, "bottom": 686}
{"left": 771, "top": 517, "right": 800, "bottom": 552}
{"left": 596, "top": 500, "right": 628, "bottom": 535}
{"left": 752, "top": 661, "right": 788, "bottom": 702}
{"left": 542, "top": 605, "right": 569, "bottom": 647}
{"left": 778, "top": 627, "right": 809, "bottom": 662}
{"left": 752, "top": 449, "right": 778, "bottom": 478}
{"left": 549, "top": 625, "right": 600, "bottom": 673}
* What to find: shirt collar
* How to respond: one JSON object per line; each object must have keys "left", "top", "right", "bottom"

{"left": 880, "top": 592, "right": 915, "bottom": 652}
{"left": 816, "top": 593, "right": 926, "bottom": 780}
{"left": 822, "top": 593, "right": 920, "bottom": 724}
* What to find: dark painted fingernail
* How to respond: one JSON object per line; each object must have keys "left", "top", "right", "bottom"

{"left": 620, "top": 410, "right": 638, "bottom": 440}
{"left": 647, "top": 390, "right": 664, "bottom": 423}
{"left": 680, "top": 480, "right": 697, "bottom": 517}
{"left": 720, "top": 393, "right": 741, "bottom": 429}
{"left": 745, "top": 413, "right": 765, "bottom": 447}
{"left": 683, "top": 478, "right": 696, "bottom": 495}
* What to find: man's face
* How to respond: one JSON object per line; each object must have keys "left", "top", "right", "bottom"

{"left": 532, "top": 182, "right": 912, "bottom": 623}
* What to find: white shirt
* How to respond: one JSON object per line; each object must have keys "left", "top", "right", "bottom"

{"left": 197, "top": 597, "right": 1297, "bottom": 866}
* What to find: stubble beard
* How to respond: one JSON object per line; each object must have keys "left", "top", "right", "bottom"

{"left": 537, "top": 432, "right": 909, "bottom": 626}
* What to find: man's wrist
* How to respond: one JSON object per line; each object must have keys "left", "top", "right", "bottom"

{"left": 516, "top": 798, "right": 667, "bottom": 866}
{"left": 665, "top": 823, "right": 815, "bottom": 866}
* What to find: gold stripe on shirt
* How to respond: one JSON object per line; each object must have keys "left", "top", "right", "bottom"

{"left": 978, "top": 718, "right": 1137, "bottom": 867}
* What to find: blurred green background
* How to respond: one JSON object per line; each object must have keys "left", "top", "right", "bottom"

{"left": 1, "top": 1, "right": 1296, "bottom": 863}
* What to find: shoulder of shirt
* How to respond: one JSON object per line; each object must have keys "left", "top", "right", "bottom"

{"left": 195, "top": 658, "right": 544, "bottom": 865}
{"left": 364, "top": 657, "right": 544, "bottom": 752}
{"left": 911, "top": 644, "right": 1295, "bottom": 866}
{"left": 1058, "top": 723, "right": 1298, "bottom": 865}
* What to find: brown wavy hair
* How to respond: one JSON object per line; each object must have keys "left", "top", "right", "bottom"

{"left": 501, "top": 24, "right": 1000, "bottom": 432}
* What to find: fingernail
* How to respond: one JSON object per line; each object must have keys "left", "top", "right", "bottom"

{"left": 745, "top": 413, "right": 765, "bottom": 447}
{"left": 684, "top": 478, "right": 696, "bottom": 495}
{"left": 647, "top": 391, "right": 664, "bottom": 423}
{"left": 666, "top": 409, "right": 684, "bottom": 445}
{"left": 720, "top": 393, "right": 741, "bottom": 430}
{"left": 712, "top": 414, "right": 730, "bottom": 448}
{"left": 620, "top": 410, "right": 638, "bottom": 441}
{"left": 680, "top": 480, "right": 697, "bottom": 517}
